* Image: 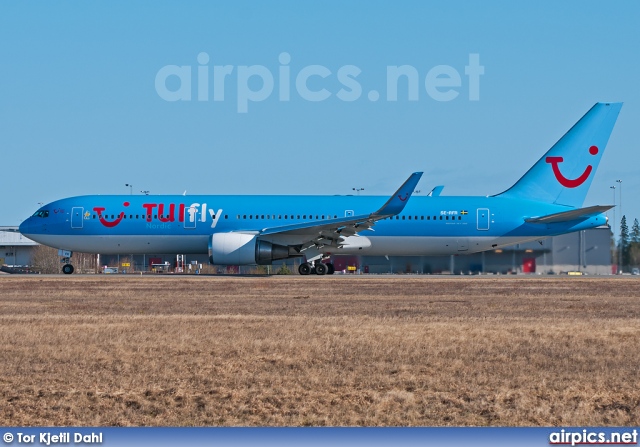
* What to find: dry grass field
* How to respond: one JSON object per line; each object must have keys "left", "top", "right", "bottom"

{"left": 0, "top": 275, "right": 639, "bottom": 426}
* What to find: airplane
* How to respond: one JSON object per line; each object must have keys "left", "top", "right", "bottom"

{"left": 19, "top": 102, "right": 622, "bottom": 275}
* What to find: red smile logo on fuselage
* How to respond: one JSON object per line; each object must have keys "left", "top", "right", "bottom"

{"left": 94, "top": 202, "right": 129, "bottom": 228}
{"left": 546, "top": 145, "right": 598, "bottom": 188}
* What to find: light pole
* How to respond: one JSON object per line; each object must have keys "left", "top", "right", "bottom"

{"left": 616, "top": 179, "right": 622, "bottom": 272}
{"left": 125, "top": 183, "right": 133, "bottom": 195}
{"left": 610, "top": 185, "right": 616, "bottom": 273}
{"left": 352, "top": 188, "right": 364, "bottom": 195}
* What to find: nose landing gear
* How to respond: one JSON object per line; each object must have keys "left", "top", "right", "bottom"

{"left": 58, "top": 249, "right": 74, "bottom": 274}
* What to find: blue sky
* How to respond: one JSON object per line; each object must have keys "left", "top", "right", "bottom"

{"left": 2, "top": 1, "right": 639, "bottom": 236}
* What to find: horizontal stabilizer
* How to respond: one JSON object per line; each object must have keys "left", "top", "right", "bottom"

{"left": 525, "top": 205, "right": 613, "bottom": 224}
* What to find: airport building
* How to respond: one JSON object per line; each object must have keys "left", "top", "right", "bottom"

{"left": 96, "top": 226, "right": 613, "bottom": 275}
{"left": 1, "top": 226, "right": 613, "bottom": 275}
{"left": 335, "top": 226, "right": 612, "bottom": 275}
{"left": 0, "top": 226, "right": 39, "bottom": 267}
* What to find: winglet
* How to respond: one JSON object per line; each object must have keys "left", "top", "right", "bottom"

{"left": 428, "top": 185, "right": 444, "bottom": 197}
{"left": 372, "top": 172, "right": 423, "bottom": 218}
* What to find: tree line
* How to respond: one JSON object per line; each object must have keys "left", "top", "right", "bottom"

{"left": 617, "top": 215, "right": 640, "bottom": 271}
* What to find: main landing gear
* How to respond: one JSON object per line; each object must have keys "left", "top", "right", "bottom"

{"left": 298, "top": 262, "right": 335, "bottom": 276}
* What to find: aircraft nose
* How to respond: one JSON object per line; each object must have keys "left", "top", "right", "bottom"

{"left": 19, "top": 218, "right": 30, "bottom": 235}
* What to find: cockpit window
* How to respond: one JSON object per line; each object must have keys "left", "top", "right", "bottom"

{"left": 32, "top": 210, "right": 49, "bottom": 218}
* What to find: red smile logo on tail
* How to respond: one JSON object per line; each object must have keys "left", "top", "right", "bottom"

{"left": 546, "top": 145, "right": 598, "bottom": 188}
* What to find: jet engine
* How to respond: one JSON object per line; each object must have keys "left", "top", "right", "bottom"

{"left": 208, "top": 233, "right": 295, "bottom": 265}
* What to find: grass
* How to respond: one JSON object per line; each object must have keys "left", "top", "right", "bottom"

{"left": 0, "top": 275, "right": 639, "bottom": 426}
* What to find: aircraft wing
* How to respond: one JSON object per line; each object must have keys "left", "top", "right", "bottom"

{"left": 525, "top": 205, "right": 613, "bottom": 224}
{"left": 257, "top": 172, "right": 422, "bottom": 249}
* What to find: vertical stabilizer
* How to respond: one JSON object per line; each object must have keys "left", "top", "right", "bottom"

{"left": 495, "top": 102, "right": 622, "bottom": 207}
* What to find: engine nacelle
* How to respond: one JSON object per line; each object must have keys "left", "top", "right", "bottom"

{"left": 208, "top": 233, "right": 294, "bottom": 265}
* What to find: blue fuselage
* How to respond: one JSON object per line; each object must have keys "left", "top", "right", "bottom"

{"left": 19, "top": 194, "right": 607, "bottom": 257}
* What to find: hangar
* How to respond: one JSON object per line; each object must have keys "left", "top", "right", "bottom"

{"left": 0, "top": 226, "right": 38, "bottom": 268}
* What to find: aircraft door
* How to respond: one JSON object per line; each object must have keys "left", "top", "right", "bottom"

{"left": 457, "top": 238, "right": 469, "bottom": 251}
{"left": 477, "top": 208, "right": 489, "bottom": 231}
{"left": 71, "top": 207, "right": 84, "bottom": 229}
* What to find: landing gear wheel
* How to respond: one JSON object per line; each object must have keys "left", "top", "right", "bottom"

{"left": 315, "top": 263, "right": 328, "bottom": 275}
{"left": 326, "top": 263, "right": 335, "bottom": 275}
{"left": 62, "top": 264, "right": 74, "bottom": 275}
{"left": 298, "top": 263, "right": 312, "bottom": 275}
